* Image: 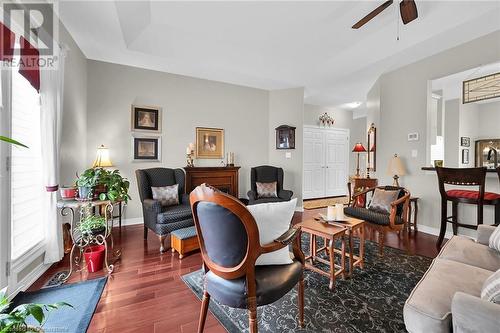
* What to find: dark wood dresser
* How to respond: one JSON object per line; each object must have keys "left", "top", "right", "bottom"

{"left": 184, "top": 166, "right": 240, "bottom": 196}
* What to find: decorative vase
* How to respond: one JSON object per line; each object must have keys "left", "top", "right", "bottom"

{"left": 77, "top": 186, "right": 92, "bottom": 200}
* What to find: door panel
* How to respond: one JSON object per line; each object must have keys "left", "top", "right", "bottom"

{"left": 303, "top": 128, "right": 325, "bottom": 199}
{"left": 325, "top": 131, "right": 349, "bottom": 197}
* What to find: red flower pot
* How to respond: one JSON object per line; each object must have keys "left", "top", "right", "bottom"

{"left": 84, "top": 245, "right": 105, "bottom": 272}
{"left": 60, "top": 186, "right": 77, "bottom": 200}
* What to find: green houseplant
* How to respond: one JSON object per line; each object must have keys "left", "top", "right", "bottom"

{"left": 78, "top": 215, "right": 106, "bottom": 235}
{"left": 75, "top": 168, "right": 102, "bottom": 200}
{"left": 0, "top": 288, "right": 72, "bottom": 333}
{"left": 98, "top": 169, "right": 131, "bottom": 203}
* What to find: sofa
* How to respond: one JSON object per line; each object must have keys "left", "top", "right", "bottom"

{"left": 404, "top": 225, "right": 500, "bottom": 332}
{"left": 136, "top": 168, "right": 194, "bottom": 252}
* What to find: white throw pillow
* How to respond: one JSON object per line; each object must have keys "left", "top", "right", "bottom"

{"left": 489, "top": 225, "right": 500, "bottom": 252}
{"left": 481, "top": 268, "right": 500, "bottom": 304}
{"left": 247, "top": 198, "right": 297, "bottom": 266}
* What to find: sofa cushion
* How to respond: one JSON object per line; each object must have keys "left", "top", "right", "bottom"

{"left": 481, "top": 268, "right": 500, "bottom": 304}
{"left": 157, "top": 203, "right": 192, "bottom": 224}
{"left": 438, "top": 236, "right": 500, "bottom": 272}
{"left": 446, "top": 189, "right": 500, "bottom": 202}
{"left": 489, "top": 225, "right": 500, "bottom": 252}
{"left": 344, "top": 206, "right": 404, "bottom": 226}
{"left": 404, "top": 258, "right": 492, "bottom": 333}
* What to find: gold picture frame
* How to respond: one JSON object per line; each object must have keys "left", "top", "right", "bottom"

{"left": 196, "top": 127, "right": 224, "bottom": 159}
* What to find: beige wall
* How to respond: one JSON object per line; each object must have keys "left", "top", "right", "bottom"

{"left": 377, "top": 30, "right": 500, "bottom": 234}
{"left": 59, "top": 24, "right": 87, "bottom": 186}
{"left": 86, "top": 61, "right": 305, "bottom": 219}
{"left": 303, "top": 104, "right": 353, "bottom": 129}
{"left": 268, "top": 88, "right": 304, "bottom": 206}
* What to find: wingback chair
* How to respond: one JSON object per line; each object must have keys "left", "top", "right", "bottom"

{"left": 247, "top": 166, "right": 293, "bottom": 205}
{"left": 136, "top": 168, "right": 194, "bottom": 252}
{"left": 190, "top": 184, "right": 305, "bottom": 333}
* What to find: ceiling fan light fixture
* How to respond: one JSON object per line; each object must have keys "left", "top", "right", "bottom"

{"left": 400, "top": 0, "right": 418, "bottom": 25}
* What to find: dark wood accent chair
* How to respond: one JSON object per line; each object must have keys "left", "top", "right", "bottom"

{"left": 345, "top": 186, "right": 411, "bottom": 255}
{"left": 190, "top": 184, "right": 305, "bottom": 333}
{"left": 136, "top": 168, "right": 194, "bottom": 252}
{"left": 247, "top": 166, "right": 293, "bottom": 205}
{"left": 436, "top": 166, "right": 500, "bottom": 249}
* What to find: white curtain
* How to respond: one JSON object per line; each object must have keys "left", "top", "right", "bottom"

{"left": 40, "top": 46, "right": 66, "bottom": 264}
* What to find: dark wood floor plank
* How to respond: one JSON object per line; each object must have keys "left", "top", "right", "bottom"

{"left": 32, "top": 209, "right": 441, "bottom": 332}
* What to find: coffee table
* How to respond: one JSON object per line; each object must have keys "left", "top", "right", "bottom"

{"left": 319, "top": 215, "right": 366, "bottom": 277}
{"left": 296, "top": 219, "right": 347, "bottom": 290}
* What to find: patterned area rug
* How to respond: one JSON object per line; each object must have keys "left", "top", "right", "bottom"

{"left": 182, "top": 235, "right": 432, "bottom": 333}
{"left": 303, "top": 196, "right": 349, "bottom": 210}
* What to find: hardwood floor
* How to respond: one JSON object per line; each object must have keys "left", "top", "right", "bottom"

{"left": 32, "top": 209, "right": 441, "bottom": 333}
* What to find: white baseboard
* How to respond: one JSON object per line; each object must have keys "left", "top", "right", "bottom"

{"left": 10, "top": 263, "right": 51, "bottom": 298}
{"left": 114, "top": 217, "right": 143, "bottom": 227}
{"left": 295, "top": 206, "right": 304, "bottom": 212}
{"left": 415, "top": 224, "right": 476, "bottom": 241}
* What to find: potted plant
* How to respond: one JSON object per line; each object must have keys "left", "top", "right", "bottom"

{"left": 98, "top": 169, "right": 131, "bottom": 203}
{"left": 78, "top": 215, "right": 106, "bottom": 236}
{"left": 75, "top": 168, "right": 101, "bottom": 200}
{"left": 0, "top": 287, "right": 72, "bottom": 333}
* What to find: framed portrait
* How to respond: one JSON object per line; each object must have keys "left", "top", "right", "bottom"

{"left": 462, "top": 149, "right": 469, "bottom": 164}
{"left": 133, "top": 136, "right": 161, "bottom": 161}
{"left": 131, "top": 105, "right": 161, "bottom": 132}
{"left": 275, "top": 125, "right": 296, "bottom": 149}
{"left": 196, "top": 127, "right": 224, "bottom": 159}
{"left": 460, "top": 137, "right": 470, "bottom": 147}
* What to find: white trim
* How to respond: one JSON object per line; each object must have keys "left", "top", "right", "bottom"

{"left": 416, "top": 224, "right": 475, "bottom": 241}
{"left": 295, "top": 205, "right": 304, "bottom": 212}
{"left": 9, "top": 263, "right": 50, "bottom": 298}
{"left": 114, "top": 217, "right": 143, "bottom": 227}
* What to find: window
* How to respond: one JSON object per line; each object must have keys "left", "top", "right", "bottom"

{"left": 10, "top": 56, "right": 43, "bottom": 260}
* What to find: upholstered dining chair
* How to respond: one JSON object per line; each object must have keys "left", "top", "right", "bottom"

{"left": 190, "top": 184, "right": 305, "bottom": 333}
{"left": 136, "top": 168, "right": 193, "bottom": 252}
{"left": 247, "top": 165, "right": 293, "bottom": 204}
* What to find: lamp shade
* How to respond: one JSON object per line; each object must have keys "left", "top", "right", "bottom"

{"left": 387, "top": 154, "right": 406, "bottom": 176}
{"left": 352, "top": 142, "right": 367, "bottom": 153}
{"left": 92, "top": 145, "right": 113, "bottom": 168}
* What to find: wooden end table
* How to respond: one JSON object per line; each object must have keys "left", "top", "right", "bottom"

{"left": 322, "top": 215, "right": 366, "bottom": 277}
{"left": 297, "top": 219, "right": 347, "bottom": 290}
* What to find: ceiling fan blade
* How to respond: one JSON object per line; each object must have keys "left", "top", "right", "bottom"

{"left": 400, "top": 0, "right": 418, "bottom": 25}
{"left": 352, "top": 0, "right": 394, "bottom": 29}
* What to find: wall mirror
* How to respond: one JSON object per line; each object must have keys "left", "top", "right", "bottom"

{"left": 367, "top": 123, "right": 376, "bottom": 172}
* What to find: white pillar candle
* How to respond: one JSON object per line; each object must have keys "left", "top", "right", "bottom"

{"left": 327, "top": 206, "right": 335, "bottom": 221}
{"left": 335, "top": 204, "right": 345, "bottom": 221}
{"left": 186, "top": 147, "right": 191, "bottom": 154}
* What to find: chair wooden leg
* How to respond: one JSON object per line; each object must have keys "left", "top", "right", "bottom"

{"left": 378, "top": 229, "right": 385, "bottom": 256}
{"left": 159, "top": 235, "right": 166, "bottom": 253}
{"left": 298, "top": 276, "right": 304, "bottom": 328}
{"left": 452, "top": 202, "right": 458, "bottom": 235}
{"left": 143, "top": 226, "right": 148, "bottom": 239}
{"left": 197, "top": 291, "right": 210, "bottom": 333}
{"left": 248, "top": 298, "right": 258, "bottom": 333}
{"left": 437, "top": 201, "right": 447, "bottom": 249}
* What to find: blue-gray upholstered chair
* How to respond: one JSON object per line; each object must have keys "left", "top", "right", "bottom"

{"left": 136, "top": 168, "right": 193, "bottom": 252}
{"left": 190, "top": 184, "right": 304, "bottom": 333}
{"left": 247, "top": 165, "right": 293, "bottom": 205}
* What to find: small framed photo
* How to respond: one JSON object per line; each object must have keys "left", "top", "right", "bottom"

{"left": 133, "top": 136, "right": 161, "bottom": 161}
{"left": 460, "top": 137, "right": 470, "bottom": 147}
{"left": 462, "top": 149, "right": 469, "bottom": 164}
{"left": 275, "top": 125, "right": 296, "bottom": 149}
{"left": 131, "top": 105, "right": 161, "bottom": 132}
{"left": 196, "top": 127, "right": 224, "bottom": 159}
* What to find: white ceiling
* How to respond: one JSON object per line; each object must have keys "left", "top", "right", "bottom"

{"left": 58, "top": 1, "right": 500, "bottom": 109}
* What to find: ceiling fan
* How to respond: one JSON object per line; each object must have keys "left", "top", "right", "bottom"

{"left": 352, "top": 0, "right": 418, "bottom": 29}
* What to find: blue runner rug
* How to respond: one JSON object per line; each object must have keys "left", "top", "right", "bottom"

{"left": 13, "top": 277, "right": 107, "bottom": 333}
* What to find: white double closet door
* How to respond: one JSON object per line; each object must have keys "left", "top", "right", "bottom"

{"left": 303, "top": 126, "right": 349, "bottom": 200}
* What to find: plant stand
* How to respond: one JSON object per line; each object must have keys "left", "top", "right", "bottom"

{"left": 56, "top": 200, "right": 121, "bottom": 283}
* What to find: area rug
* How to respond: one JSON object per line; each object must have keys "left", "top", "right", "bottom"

{"left": 13, "top": 277, "right": 107, "bottom": 333}
{"left": 303, "top": 196, "right": 349, "bottom": 210}
{"left": 182, "top": 236, "right": 431, "bottom": 333}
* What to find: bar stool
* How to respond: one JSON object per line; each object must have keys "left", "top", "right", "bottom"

{"left": 435, "top": 167, "right": 500, "bottom": 249}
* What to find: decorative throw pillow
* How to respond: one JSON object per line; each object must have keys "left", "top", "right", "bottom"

{"left": 489, "top": 225, "right": 500, "bottom": 252}
{"left": 247, "top": 198, "right": 297, "bottom": 266}
{"left": 256, "top": 181, "right": 278, "bottom": 198}
{"left": 481, "top": 268, "right": 500, "bottom": 304}
{"left": 368, "top": 188, "right": 400, "bottom": 214}
{"left": 152, "top": 184, "right": 179, "bottom": 206}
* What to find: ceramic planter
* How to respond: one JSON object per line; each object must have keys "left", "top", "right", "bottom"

{"left": 77, "top": 186, "right": 92, "bottom": 200}
{"left": 60, "top": 186, "right": 77, "bottom": 200}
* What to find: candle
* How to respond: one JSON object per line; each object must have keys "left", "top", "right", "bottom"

{"left": 335, "top": 204, "right": 345, "bottom": 221}
{"left": 186, "top": 147, "right": 191, "bottom": 154}
{"left": 189, "top": 142, "right": 195, "bottom": 150}
{"left": 327, "top": 206, "right": 335, "bottom": 221}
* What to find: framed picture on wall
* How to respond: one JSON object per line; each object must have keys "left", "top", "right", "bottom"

{"left": 460, "top": 137, "right": 470, "bottom": 147}
{"left": 196, "top": 127, "right": 224, "bottom": 159}
{"left": 462, "top": 149, "right": 469, "bottom": 164}
{"left": 133, "top": 136, "right": 161, "bottom": 161}
{"left": 131, "top": 105, "right": 162, "bottom": 133}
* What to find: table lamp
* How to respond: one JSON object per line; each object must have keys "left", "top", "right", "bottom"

{"left": 387, "top": 154, "right": 406, "bottom": 187}
{"left": 352, "top": 142, "right": 366, "bottom": 178}
{"left": 92, "top": 145, "right": 113, "bottom": 168}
